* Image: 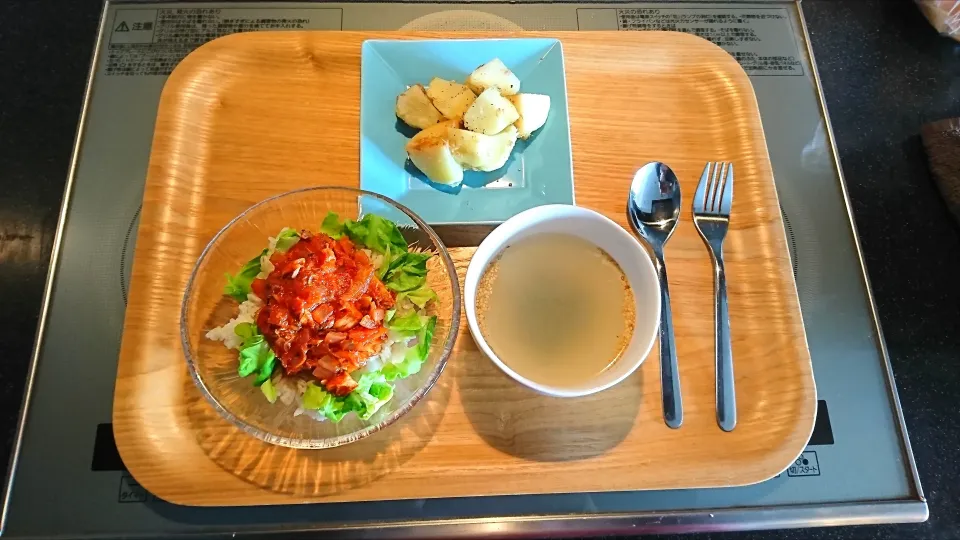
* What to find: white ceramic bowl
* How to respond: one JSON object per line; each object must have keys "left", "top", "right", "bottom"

{"left": 464, "top": 205, "right": 662, "bottom": 397}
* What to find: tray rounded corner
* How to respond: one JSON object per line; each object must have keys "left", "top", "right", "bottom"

{"left": 747, "top": 368, "right": 819, "bottom": 488}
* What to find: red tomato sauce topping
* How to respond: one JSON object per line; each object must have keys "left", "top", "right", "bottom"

{"left": 251, "top": 230, "right": 396, "bottom": 396}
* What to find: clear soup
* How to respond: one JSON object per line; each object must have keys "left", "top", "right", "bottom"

{"left": 475, "top": 233, "right": 636, "bottom": 388}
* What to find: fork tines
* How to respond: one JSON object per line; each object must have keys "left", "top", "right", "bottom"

{"left": 694, "top": 162, "right": 734, "bottom": 217}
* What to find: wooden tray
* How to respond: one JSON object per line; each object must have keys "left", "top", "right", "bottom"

{"left": 114, "top": 31, "right": 816, "bottom": 506}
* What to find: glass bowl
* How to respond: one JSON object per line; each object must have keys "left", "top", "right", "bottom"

{"left": 180, "top": 187, "right": 460, "bottom": 448}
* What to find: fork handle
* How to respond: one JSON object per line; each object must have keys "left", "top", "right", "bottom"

{"left": 653, "top": 246, "right": 683, "bottom": 429}
{"left": 712, "top": 248, "right": 736, "bottom": 432}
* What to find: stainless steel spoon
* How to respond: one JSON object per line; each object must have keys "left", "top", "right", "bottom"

{"left": 628, "top": 162, "right": 684, "bottom": 429}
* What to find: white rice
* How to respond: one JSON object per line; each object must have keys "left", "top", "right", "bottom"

{"left": 274, "top": 375, "right": 298, "bottom": 406}
{"left": 205, "top": 294, "right": 262, "bottom": 350}
{"left": 362, "top": 249, "right": 385, "bottom": 271}
{"left": 257, "top": 228, "right": 292, "bottom": 279}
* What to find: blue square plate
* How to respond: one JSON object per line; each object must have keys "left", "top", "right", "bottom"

{"left": 360, "top": 38, "right": 574, "bottom": 225}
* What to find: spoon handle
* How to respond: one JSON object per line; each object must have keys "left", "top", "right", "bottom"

{"left": 653, "top": 248, "right": 683, "bottom": 429}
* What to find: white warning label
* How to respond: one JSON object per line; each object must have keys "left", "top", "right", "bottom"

{"left": 110, "top": 9, "right": 158, "bottom": 45}
{"left": 105, "top": 7, "right": 342, "bottom": 76}
{"left": 616, "top": 8, "right": 804, "bottom": 76}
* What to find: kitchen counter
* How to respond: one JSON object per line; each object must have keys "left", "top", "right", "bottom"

{"left": 1, "top": 0, "right": 959, "bottom": 538}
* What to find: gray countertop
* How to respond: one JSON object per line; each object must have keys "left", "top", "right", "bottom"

{"left": 1, "top": 0, "right": 959, "bottom": 538}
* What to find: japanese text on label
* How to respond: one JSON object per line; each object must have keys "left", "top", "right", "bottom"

{"left": 617, "top": 8, "right": 804, "bottom": 76}
{"left": 106, "top": 8, "right": 340, "bottom": 76}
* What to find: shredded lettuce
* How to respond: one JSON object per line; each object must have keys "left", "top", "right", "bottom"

{"left": 274, "top": 228, "right": 300, "bottom": 252}
{"left": 254, "top": 354, "right": 277, "bottom": 386}
{"left": 320, "top": 212, "right": 344, "bottom": 239}
{"left": 381, "top": 350, "right": 423, "bottom": 381}
{"left": 234, "top": 322, "right": 276, "bottom": 386}
{"left": 348, "top": 372, "right": 395, "bottom": 419}
{"left": 301, "top": 383, "right": 346, "bottom": 420}
{"left": 260, "top": 379, "right": 278, "bottom": 403}
{"left": 223, "top": 250, "right": 265, "bottom": 302}
{"left": 343, "top": 214, "right": 408, "bottom": 255}
{"left": 234, "top": 322, "right": 258, "bottom": 341}
{"left": 386, "top": 312, "right": 427, "bottom": 336}
{"left": 382, "top": 316, "right": 436, "bottom": 381}
{"left": 235, "top": 323, "right": 264, "bottom": 377}
{"left": 237, "top": 340, "right": 269, "bottom": 377}
{"left": 323, "top": 212, "right": 407, "bottom": 255}
{"left": 377, "top": 243, "right": 394, "bottom": 280}
{"left": 397, "top": 287, "right": 438, "bottom": 309}
{"left": 301, "top": 372, "right": 395, "bottom": 422}
{"left": 383, "top": 251, "right": 431, "bottom": 292}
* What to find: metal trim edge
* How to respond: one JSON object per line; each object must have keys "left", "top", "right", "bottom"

{"left": 794, "top": 0, "right": 927, "bottom": 509}
{"left": 44, "top": 500, "right": 929, "bottom": 539}
{"left": 0, "top": 1, "right": 112, "bottom": 536}
{"left": 255, "top": 501, "right": 930, "bottom": 538}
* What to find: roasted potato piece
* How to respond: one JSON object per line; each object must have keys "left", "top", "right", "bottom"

{"left": 425, "top": 78, "right": 476, "bottom": 121}
{"left": 406, "top": 135, "right": 464, "bottom": 186}
{"left": 465, "top": 58, "right": 520, "bottom": 96}
{"left": 409, "top": 119, "right": 458, "bottom": 143}
{"left": 396, "top": 84, "right": 443, "bottom": 130}
{"left": 507, "top": 93, "right": 551, "bottom": 139}
{"left": 462, "top": 88, "right": 520, "bottom": 135}
{"left": 448, "top": 125, "right": 519, "bottom": 172}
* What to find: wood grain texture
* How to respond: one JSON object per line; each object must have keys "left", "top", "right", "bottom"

{"left": 114, "top": 31, "right": 816, "bottom": 506}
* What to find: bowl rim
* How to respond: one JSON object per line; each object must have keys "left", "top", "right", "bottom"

{"left": 180, "top": 186, "right": 461, "bottom": 448}
{"left": 463, "top": 204, "right": 661, "bottom": 398}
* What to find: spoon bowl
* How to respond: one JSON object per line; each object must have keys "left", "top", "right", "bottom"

{"left": 628, "top": 162, "right": 683, "bottom": 241}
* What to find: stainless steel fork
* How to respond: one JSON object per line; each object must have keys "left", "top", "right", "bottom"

{"left": 693, "top": 162, "right": 736, "bottom": 432}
